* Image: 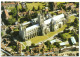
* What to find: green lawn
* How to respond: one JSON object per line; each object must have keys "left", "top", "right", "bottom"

{"left": 62, "top": 33, "right": 71, "bottom": 39}
{"left": 57, "top": 2, "right": 65, "bottom": 5}
{"left": 26, "top": 2, "right": 45, "bottom": 10}
{"left": 23, "top": 42, "right": 26, "bottom": 45}
{"left": 22, "top": 45, "right": 25, "bottom": 50}
{"left": 67, "top": 15, "right": 76, "bottom": 23}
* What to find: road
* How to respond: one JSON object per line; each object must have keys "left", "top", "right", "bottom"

{"left": 1, "top": 49, "right": 12, "bottom": 56}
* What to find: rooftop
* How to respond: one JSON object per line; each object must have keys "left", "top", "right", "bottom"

{"left": 25, "top": 14, "right": 65, "bottom": 32}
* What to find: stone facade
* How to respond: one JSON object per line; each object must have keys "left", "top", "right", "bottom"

{"left": 19, "top": 13, "right": 66, "bottom": 41}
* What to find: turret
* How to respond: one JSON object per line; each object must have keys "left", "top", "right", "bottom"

{"left": 19, "top": 24, "right": 26, "bottom": 40}
{"left": 38, "top": 12, "right": 44, "bottom": 26}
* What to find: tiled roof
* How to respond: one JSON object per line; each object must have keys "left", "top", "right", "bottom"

{"left": 1, "top": 43, "right": 6, "bottom": 49}
{"left": 1, "top": 25, "right": 6, "bottom": 30}
{"left": 5, "top": 47, "right": 12, "bottom": 52}
{"left": 1, "top": 2, "right": 16, "bottom": 6}
{"left": 4, "top": 10, "right": 9, "bottom": 19}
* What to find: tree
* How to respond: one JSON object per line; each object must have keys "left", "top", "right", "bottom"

{"left": 6, "top": 27, "right": 11, "bottom": 34}
{"left": 32, "top": 6, "right": 36, "bottom": 11}
{"left": 45, "top": 40, "right": 51, "bottom": 48}
{"left": 61, "top": 34, "right": 67, "bottom": 41}
{"left": 58, "top": 33, "right": 67, "bottom": 41}
{"left": 31, "top": 43, "right": 35, "bottom": 47}
{"left": 11, "top": 8, "right": 17, "bottom": 18}
{"left": 1, "top": 32, "right": 4, "bottom": 36}
{"left": 1, "top": 6, "right": 4, "bottom": 10}
{"left": 38, "top": 5, "right": 40, "bottom": 10}
{"left": 26, "top": 46, "right": 29, "bottom": 51}
{"left": 75, "top": 2, "right": 79, "bottom": 8}
{"left": 48, "top": 2, "right": 53, "bottom": 11}
{"left": 74, "top": 34, "right": 79, "bottom": 42}
{"left": 67, "top": 6, "right": 71, "bottom": 10}
{"left": 53, "top": 42, "right": 60, "bottom": 48}
{"left": 57, "top": 3, "right": 65, "bottom": 10}
{"left": 31, "top": 12, "right": 37, "bottom": 18}
{"left": 26, "top": 5, "right": 28, "bottom": 11}
{"left": 25, "top": 14, "right": 32, "bottom": 21}
{"left": 1, "top": 11, "right": 8, "bottom": 25}
{"left": 74, "top": 18, "right": 79, "bottom": 24}
{"left": 73, "top": 18, "right": 79, "bottom": 27}
{"left": 8, "top": 17, "right": 16, "bottom": 25}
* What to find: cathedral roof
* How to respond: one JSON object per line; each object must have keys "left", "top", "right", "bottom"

{"left": 26, "top": 24, "right": 39, "bottom": 31}
{"left": 25, "top": 14, "right": 65, "bottom": 31}
{"left": 44, "top": 14, "right": 64, "bottom": 25}
{"left": 52, "top": 14, "right": 64, "bottom": 21}
{"left": 44, "top": 18, "right": 51, "bottom": 24}
{"left": 22, "top": 21, "right": 30, "bottom": 26}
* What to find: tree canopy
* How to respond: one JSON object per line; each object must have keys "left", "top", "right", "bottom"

{"left": 8, "top": 17, "right": 16, "bottom": 25}
{"left": 53, "top": 42, "right": 60, "bottom": 48}
{"left": 11, "top": 8, "right": 17, "bottom": 17}
{"left": 32, "top": 6, "right": 36, "bottom": 11}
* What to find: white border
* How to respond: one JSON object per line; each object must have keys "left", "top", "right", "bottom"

{"left": 0, "top": 0, "right": 80, "bottom": 2}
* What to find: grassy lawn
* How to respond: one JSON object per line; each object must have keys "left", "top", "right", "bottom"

{"left": 57, "top": 2, "right": 65, "bottom": 5}
{"left": 26, "top": 2, "right": 45, "bottom": 10}
{"left": 22, "top": 45, "right": 25, "bottom": 50}
{"left": 23, "top": 42, "right": 26, "bottom": 45}
{"left": 67, "top": 15, "right": 76, "bottom": 23}
{"left": 17, "top": 3, "right": 22, "bottom": 10}
{"left": 62, "top": 33, "right": 71, "bottom": 39}
{"left": 28, "top": 25, "right": 67, "bottom": 44}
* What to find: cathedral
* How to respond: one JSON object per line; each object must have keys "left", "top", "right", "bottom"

{"left": 19, "top": 13, "right": 67, "bottom": 41}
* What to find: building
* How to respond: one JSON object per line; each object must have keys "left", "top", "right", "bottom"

{"left": 17, "top": 42, "right": 22, "bottom": 54}
{"left": 58, "top": 51, "right": 79, "bottom": 56}
{"left": 19, "top": 13, "right": 66, "bottom": 40}
{"left": 70, "top": 37, "right": 76, "bottom": 45}
{"left": 4, "top": 9, "right": 9, "bottom": 20}
{"left": 1, "top": 25, "right": 7, "bottom": 36}
{"left": 1, "top": 2, "right": 17, "bottom": 9}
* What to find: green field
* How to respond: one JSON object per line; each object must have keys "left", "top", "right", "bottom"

{"left": 26, "top": 2, "right": 45, "bottom": 10}
{"left": 57, "top": 2, "right": 65, "bottom": 5}
{"left": 62, "top": 33, "right": 71, "bottom": 39}
{"left": 67, "top": 15, "right": 76, "bottom": 23}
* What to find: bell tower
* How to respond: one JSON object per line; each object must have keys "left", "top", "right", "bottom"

{"left": 38, "top": 13, "right": 44, "bottom": 26}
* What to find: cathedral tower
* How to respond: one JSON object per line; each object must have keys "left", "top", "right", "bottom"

{"left": 38, "top": 12, "right": 46, "bottom": 35}
{"left": 38, "top": 13, "right": 44, "bottom": 26}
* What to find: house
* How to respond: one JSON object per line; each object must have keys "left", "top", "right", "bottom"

{"left": 65, "top": 3, "right": 76, "bottom": 11}
{"left": 57, "top": 10, "right": 65, "bottom": 14}
{"left": 1, "top": 25, "right": 7, "bottom": 36}
{"left": 17, "top": 41, "right": 22, "bottom": 54}
{"left": 5, "top": 47, "right": 12, "bottom": 52}
{"left": 29, "top": 43, "right": 46, "bottom": 54}
{"left": 50, "top": 40, "right": 56, "bottom": 44}
{"left": 52, "top": 48, "right": 59, "bottom": 53}
{"left": 4, "top": 9, "right": 9, "bottom": 20}
{"left": 60, "top": 41, "right": 69, "bottom": 46}
{"left": 70, "top": 37, "right": 76, "bottom": 45}
{"left": 1, "top": 2, "right": 17, "bottom": 9}
{"left": 1, "top": 43, "right": 6, "bottom": 50}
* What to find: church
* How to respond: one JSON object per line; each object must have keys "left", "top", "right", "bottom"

{"left": 19, "top": 13, "right": 67, "bottom": 41}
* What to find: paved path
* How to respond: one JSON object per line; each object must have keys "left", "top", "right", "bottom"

{"left": 20, "top": 42, "right": 26, "bottom": 49}
{"left": 1, "top": 49, "right": 12, "bottom": 56}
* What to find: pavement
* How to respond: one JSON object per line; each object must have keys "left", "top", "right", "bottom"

{"left": 1, "top": 49, "right": 12, "bottom": 56}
